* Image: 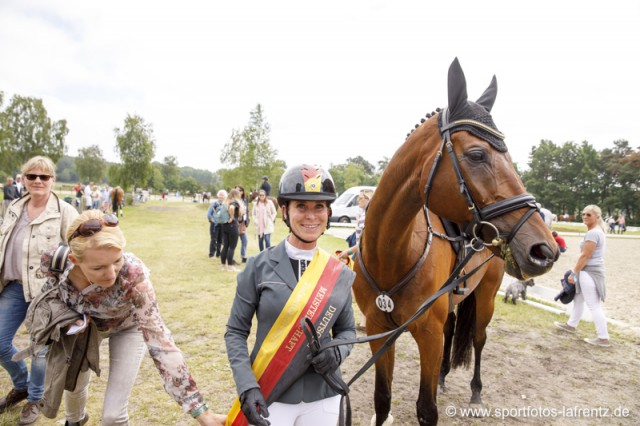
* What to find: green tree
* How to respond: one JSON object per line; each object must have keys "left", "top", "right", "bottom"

{"left": 56, "top": 155, "right": 79, "bottom": 183}
{"left": 147, "top": 164, "right": 165, "bottom": 192}
{"left": 0, "top": 94, "right": 68, "bottom": 174}
{"left": 220, "top": 104, "right": 282, "bottom": 191}
{"left": 346, "top": 156, "right": 375, "bottom": 175}
{"left": 114, "top": 114, "right": 156, "bottom": 190}
{"left": 160, "top": 156, "right": 180, "bottom": 191}
{"left": 75, "top": 145, "right": 107, "bottom": 183}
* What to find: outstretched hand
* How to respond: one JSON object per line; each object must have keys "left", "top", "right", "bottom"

{"left": 195, "top": 410, "right": 227, "bottom": 426}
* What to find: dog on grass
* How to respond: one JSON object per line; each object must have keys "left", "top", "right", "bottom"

{"left": 503, "top": 278, "right": 535, "bottom": 304}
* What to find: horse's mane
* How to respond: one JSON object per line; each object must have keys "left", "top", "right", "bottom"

{"left": 405, "top": 108, "right": 441, "bottom": 140}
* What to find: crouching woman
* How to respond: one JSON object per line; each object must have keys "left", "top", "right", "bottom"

{"left": 22, "top": 210, "right": 226, "bottom": 425}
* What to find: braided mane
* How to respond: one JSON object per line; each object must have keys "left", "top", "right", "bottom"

{"left": 406, "top": 108, "right": 442, "bottom": 139}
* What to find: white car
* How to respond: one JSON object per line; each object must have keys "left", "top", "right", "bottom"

{"left": 330, "top": 186, "right": 376, "bottom": 223}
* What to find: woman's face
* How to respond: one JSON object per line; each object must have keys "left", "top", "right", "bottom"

{"left": 24, "top": 168, "right": 54, "bottom": 198}
{"left": 358, "top": 194, "right": 370, "bottom": 208}
{"left": 285, "top": 200, "right": 329, "bottom": 249}
{"left": 581, "top": 209, "right": 597, "bottom": 228}
{"left": 73, "top": 246, "right": 124, "bottom": 289}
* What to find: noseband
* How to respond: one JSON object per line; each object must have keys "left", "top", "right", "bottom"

{"left": 424, "top": 108, "right": 538, "bottom": 248}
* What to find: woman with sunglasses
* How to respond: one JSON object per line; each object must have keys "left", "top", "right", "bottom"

{"left": 554, "top": 205, "right": 610, "bottom": 347}
{"left": 0, "top": 156, "right": 78, "bottom": 425}
{"left": 32, "top": 210, "right": 226, "bottom": 425}
{"left": 251, "top": 189, "right": 276, "bottom": 252}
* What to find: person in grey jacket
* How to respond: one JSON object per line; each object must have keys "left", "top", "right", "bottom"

{"left": 0, "top": 156, "right": 78, "bottom": 425}
{"left": 225, "top": 164, "right": 356, "bottom": 426}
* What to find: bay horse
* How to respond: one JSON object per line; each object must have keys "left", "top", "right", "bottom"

{"left": 352, "top": 58, "right": 558, "bottom": 425}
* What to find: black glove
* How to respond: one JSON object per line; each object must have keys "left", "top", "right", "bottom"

{"left": 309, "top": 346, "right": 341, "bottom": 375}
{"left": 240, "top": 387, "right": 270, "bottom": 426}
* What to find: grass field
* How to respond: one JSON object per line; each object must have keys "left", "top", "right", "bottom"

{"left": 1, "top": 200, "right": 638, "bottom": 425}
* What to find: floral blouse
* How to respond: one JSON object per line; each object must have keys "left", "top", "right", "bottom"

{"left": 40, "top": 250, "right": 203, "bottom": 413}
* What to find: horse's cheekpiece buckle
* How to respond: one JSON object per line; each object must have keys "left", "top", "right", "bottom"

{"left": 376, "top": 294, "right": 395, "bottom": 312}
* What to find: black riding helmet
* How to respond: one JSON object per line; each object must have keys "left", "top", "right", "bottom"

{"left": 278, "top": 164, "right": 337, "bottom": 237}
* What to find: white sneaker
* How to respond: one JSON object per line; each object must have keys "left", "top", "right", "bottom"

{"left": 553, "top": 321, "right": 576, "bottom": 333}
{"left": 584, "top": 337, "right": 610, "bottom": 347}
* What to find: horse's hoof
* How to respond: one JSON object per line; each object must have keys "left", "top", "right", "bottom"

{"left": 371, "top": 413, "right": 394, "bottom": 426}
{"left": 468, "top": 402, "right": 486, "bottom": 418}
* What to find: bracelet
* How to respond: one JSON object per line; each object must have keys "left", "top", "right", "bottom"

{"left": 190, "top": 403, "right": 209, "bottom": 418}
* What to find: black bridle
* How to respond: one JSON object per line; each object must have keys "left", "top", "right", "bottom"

{"left": 425, "top": 107, "right": 539, "bottom": 248}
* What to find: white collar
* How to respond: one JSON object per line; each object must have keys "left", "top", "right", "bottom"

{"left": 284, "top": 238, "right": 317, "bottom": 261}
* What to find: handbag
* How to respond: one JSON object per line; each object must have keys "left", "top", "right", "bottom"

{"left": 238, "top": 221, "right": 247, "bottom": 236}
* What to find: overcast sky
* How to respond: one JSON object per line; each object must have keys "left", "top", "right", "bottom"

{"left": 2, "top": 0, "right": 638, "bottom": 173}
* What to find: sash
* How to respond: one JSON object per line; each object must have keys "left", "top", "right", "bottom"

{"left": 226, "top": 249, "right": 351, "bottom": 426}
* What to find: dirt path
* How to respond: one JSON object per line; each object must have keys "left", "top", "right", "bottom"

{"left": 341, "top": 235, "right": 640, "bottom": 425}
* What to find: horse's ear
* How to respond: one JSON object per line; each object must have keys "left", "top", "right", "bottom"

{"left": 447, "top": 57, "right": 468, "bottom": 115}
{"left": 476, "top": 75, "right": 498, "bottom": 112}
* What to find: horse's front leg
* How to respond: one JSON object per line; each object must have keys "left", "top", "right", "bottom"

{"left": 470, "top": 326, "right": 486, "bottom": 405}
{"left": 413, "top": 315, "right": 446, "bottom": 426}
{"left": 370, "top": 337, "right": 395, "bottom": 426}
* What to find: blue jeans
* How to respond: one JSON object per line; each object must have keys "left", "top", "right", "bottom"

{"left": 0, "top": 281, "right": 46, "bottom": 402}
{"left": 239, "top": 232, "right": 248, "bottom": 258}
{"left": 259, "top": 234, "right": 271, "bottom": 252}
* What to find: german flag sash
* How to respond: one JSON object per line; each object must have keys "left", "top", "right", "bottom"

{"left": 226, "top": 249, "right": 351, "bottom": 426}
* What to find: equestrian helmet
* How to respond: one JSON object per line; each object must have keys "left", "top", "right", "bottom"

{"left": 277, "top": 164, "right": 337, "bottom": 205}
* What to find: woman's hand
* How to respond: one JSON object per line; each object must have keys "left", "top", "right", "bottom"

{"left": 195, "top": 410, "right": 227, "bottom": 426}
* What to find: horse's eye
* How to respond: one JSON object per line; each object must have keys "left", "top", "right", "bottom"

{"left": 466, "top": 150, "right": 486, "bottom": 163}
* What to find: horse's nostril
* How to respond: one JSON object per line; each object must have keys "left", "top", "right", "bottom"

{"left": 531, "top": 243, "right": 555, "bottom": 261}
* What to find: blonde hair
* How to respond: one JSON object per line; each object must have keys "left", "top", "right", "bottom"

{"left": 224, "top": 188, "right": 245, "bottom": 216}
{"left": 21, "top": 155, "right": 56, "bottom": 178}
{"left": 583, "top": 204, "right": 607, "bottom": 233}
{"left": 360, "top": 189, "right": 375, "bottom": 200}
{"left": 66, "top": 210, "right": 126, "bottom": 263}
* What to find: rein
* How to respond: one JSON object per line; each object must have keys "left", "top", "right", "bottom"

{"left": 302, "top": 245, "right": 494, "bottom": 426}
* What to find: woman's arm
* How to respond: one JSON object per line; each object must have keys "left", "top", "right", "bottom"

{"left": 227, "top": 204, "right": 235, "bottom": 223}
{"left": 568, "top": 240, "right": 596, "bottom": 283}
{"left": 126, "top": 265, "right": 206, "bottom": 414}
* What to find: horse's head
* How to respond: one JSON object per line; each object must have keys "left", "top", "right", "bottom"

{"left": 421, "top": 58, "right": 558, "bottom": 279}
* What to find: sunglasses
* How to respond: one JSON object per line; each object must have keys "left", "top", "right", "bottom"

{"left": 581, "top": 212, "right": 592, "bottom": 217}
{"left": 259, "top": 194, "right": 266, "bottom": 197}
{"left": 25, "top": 174, "right": 52, "bottom": 182}
{"left": 69, "top": 214, "right": 119, "bottom": 241}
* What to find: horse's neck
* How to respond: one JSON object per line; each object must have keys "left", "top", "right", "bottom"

{"left": 365, "top": 134, "right": 435, "bottom": 254}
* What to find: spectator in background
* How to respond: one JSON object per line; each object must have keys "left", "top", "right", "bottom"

{"left": 2, "top": 177, "right": 20, "bottom": 217}
{"left": 14, "top": 174, "right": 23, "bottom": 196}
{"left": 234, "top": 186, "right": 250, "bottom": 263}
{"left": 260, "top": 176, "right": 271, "bottom": 196}
{"left": 552, "top": 231, "right": 567, "bottom": 253}
{"left": 554, "top": 204, "right": 609, "bottom": 347}
{"left": 251, "top": 189, "right": 276, "bottom": 252}
{"left": 207, "top": 190, "right": 227, "bottom": 259}
{"left": 0, "top": 156, "right": 78, "bottom": 425}
{"left": 617, "top": 215, "right": 626, "bottom": 234}
{"left": 220, "top": 189, "right": 244, "bottom": 272}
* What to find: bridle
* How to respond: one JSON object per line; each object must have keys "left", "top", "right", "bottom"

{"left": 424, "top": 107, "right": 539, "bottom": 249}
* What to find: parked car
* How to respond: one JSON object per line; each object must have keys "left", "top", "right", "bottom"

{"left": 329, "top": 186, "right": 376, "bottom": 223}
